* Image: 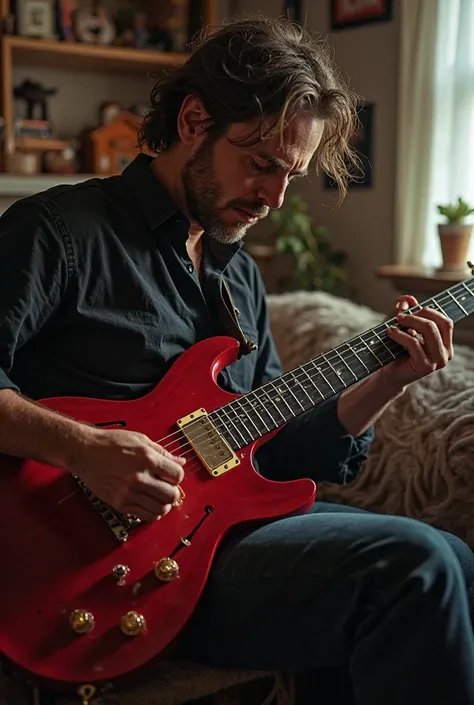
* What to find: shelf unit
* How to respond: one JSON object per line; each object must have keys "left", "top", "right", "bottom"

{"left": 0, "top": 0, "right": 218, "bottom": 176}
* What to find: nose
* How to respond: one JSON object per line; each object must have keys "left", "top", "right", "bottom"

{"left": 257, "top": 175, "right": 289, "bottom": 210}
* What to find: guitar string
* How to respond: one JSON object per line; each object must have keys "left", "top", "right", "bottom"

{"left": 148, "top": 289, "right": 474, "bottom": 459}
{"left": 148, "top": 287, "right": 474, "bottom": 458}
{"left": 173, "top": 290, "right": 474, "bottom": 479}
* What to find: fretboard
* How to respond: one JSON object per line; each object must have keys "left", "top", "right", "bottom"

{"left": 210, "top": 274, "right": 474, "bottom": 450}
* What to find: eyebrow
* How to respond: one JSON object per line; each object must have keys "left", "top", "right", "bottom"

{"left": 258, "top": 152, "right": 308, "bottom": 178}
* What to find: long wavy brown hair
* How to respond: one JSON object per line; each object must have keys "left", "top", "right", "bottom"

{"left": 138, "top": 15, "right": 361, "bottom": 203}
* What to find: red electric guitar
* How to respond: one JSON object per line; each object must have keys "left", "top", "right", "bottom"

{"left": 0, "top": 273, "right": 473, "bottom": 700}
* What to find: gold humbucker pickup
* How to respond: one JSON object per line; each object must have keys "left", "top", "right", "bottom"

{"left": 177, "top": 408, "right": 240, "bottom": 477}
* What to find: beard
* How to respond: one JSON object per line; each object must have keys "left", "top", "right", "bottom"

{"left": 182, "top": 137, "right": 267, "bottom": 245}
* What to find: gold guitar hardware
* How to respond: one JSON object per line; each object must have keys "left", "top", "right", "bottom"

{"left": 77, "top": 684, "right": 97, "bottom": 705}
{"left": 69, "top": 609, "right": 95, "bottom": 634}
{"left": 177, "top": 408, "right": 239, "bottom": 477}
{"left": 154, "top": 557, "right": 180, "bottom": 582}
{"left": 112, "top": 564, "right": 130, "bottom": 585}
{"left": 468, "top": 260, "right": 474, "bottom": 275}
{"left": 120, "top": 611, "right": 146, "bottom": 636}
{"left": 172, "top": 484, "right": 185, "bottom": 507}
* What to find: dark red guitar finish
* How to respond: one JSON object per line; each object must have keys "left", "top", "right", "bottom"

{"left": 0, "top": 337, "right": 316, "bottom": 692}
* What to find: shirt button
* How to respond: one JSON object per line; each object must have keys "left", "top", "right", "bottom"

{"left": 187, "top": 263, "right": 194, "bottom": 273}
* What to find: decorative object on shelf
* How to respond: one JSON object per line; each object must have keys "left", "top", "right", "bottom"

{"left": 99, "top": 100, "right": 123, "bottom": 125}
{"left": 436, "top": 197, "right": 474, "bottom": 272}
{"left": 5, "top": 150, "right": 41, "bottom": 175}
{"left": 56, "top": 0, "right": 79, "bottom": 41}
{"left": 324, "top": 100, "right": 373, "bottom": 190}
{"left": 14, "top": 117, "right": 52, "bottom": 139}
{"left": 80, "top": 110, "right": 141, "bottom": 176}
{"left": 330, "top": 0, "right": 392, "bottom": 31}
{"left": 43, "top": 146, "right": 77, "bottom": 174}
{"left": 283, "top": 0, "right": 302, "bottom": 23}
{"left": 14, "top": 78, "right": 57, "bottom": 122}
{"left": 146, "top": 0, "right": 187, "bottom": 52}
{"left": 16, "top": 0, "right": 55, "bottom": 38}
{"left": 74, "top": 4, "right": 115, "bottom": 44}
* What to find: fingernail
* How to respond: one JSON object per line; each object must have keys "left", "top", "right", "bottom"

{"left": 400, "top": 301, "right": 409, "bottom": 310}
{"left": 397, "top": 312, "right": 406, "bottom": 319}
{"left": 174, "top": 455, "right": 186, "bottom": 464}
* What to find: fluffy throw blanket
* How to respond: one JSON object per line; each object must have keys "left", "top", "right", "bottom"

{"left": 267, "top": 291, "right": 474, "bottom": 549}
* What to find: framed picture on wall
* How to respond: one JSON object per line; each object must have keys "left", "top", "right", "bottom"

{"left": 330, "top": 0, "right": 392, "bottom": 31}
{"left": 324, "top": 101, "right": 374, "bottom": 190}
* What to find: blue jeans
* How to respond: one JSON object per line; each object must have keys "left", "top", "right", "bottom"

{"left": 179, "top": 501, "right": 474, "bottom": 704}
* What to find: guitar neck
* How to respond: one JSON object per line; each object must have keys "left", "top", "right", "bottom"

{"left": 211, "top": 275, "right": 474, "bottom": 451}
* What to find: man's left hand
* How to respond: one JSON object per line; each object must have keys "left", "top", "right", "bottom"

{"left": 383, "top": 294, "right": 454, "bottom": 391}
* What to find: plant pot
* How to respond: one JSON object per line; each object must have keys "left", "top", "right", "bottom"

{"left": 437, "top": 223, "right": 473, "bottom": 271}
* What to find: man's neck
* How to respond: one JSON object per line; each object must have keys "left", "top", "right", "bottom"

{"left": 150, "top": 152, "right": 205, "bottom": 262}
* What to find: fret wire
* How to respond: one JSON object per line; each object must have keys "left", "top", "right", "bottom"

{"left": 359, "top": 335, "right": 384, "bottom": 366}
{"left": 311, "top": 359, "right": 337, "bottom": 393}
{"left": 461, "top": 282, "right": 474, "bottom": 307}
{"left": 447, "top": 289, "right": 468, "bottom": 316}
{"left": 278, "top": 376, "right": 306, "bottom": 411}
{"left": 321, "top": 352, "right": 348, "bottom": 388}
{"left": 240, "top": 394, "right": 273, "bottom": 433}
{"left": 254, "top": 388, "right": 286, "bottom": 425}
{"left": 300, "top": 364, "right": 325, "bottom": 398}
{"left": 268, "top": 379, "right": 297, "bottom": 419}
{"left": 288, "top": 369, "right": 314, "bottom": 405}
{"left": 232, "top": 397, "right": 261, "bottom": 437}
{"left": 268, "top": 377, "right": 296, "bottom": 421}
{"left": 332, "top": 347, "right": 358, "bottom": 381}
{"left": 214, "top": 406, "right": 249, "bottom": 447}
{"left": 217, "top": 406, "right": 248, "bottom": 446}
{"left": 211, "top": 412, "right": 237, "bottom": 445}
{"left": 370, "top": 329, "right": 395, "bottom": 360}
{"left": 350, "top": 340, "right": 370, "bottom": 372}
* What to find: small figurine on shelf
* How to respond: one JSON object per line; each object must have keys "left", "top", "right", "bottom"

{"left": 74, "top": 3, "right": 115, "bottom": 45}
{"left": 14, "top": 79, "right": 57, "bottom": 122}
{"left": 14, "top": 79, "right": 58, "bottom": 140}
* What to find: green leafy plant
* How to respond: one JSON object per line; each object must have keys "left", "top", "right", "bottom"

{"left": 437, "top": 197, "right": 474, "bottom": 224}
{"left": 270, "top": 194, "right": 348, "bottom": 294}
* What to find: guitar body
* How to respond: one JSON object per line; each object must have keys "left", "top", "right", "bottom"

{"left": 0, "top": 337, "right": 316, "bottom": 692}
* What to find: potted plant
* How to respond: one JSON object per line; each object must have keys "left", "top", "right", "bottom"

{"left": 436, "top": 197, "right": 474, "bottom": 271}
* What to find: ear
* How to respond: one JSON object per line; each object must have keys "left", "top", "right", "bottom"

{"left": 177, "top": 95, "right": 211, "bottom": 146}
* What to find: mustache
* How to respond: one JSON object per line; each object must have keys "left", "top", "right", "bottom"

{"left": 227, "top": 201, "right": 269, "bottom": 218}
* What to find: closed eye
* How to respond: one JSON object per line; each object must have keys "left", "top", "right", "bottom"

{"left": 251, "top": 159, "right": 273, "bottom": 173}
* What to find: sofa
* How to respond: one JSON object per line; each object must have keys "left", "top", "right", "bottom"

{"left": 3, "top": 290, "right": 474, "bottom": 705}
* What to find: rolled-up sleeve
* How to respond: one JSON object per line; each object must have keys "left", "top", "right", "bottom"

{"left": 256, "top": 393, "right": 374, "bottom": 486}
{"left": 0, "top": 198, "right": 68, "bottom": 392}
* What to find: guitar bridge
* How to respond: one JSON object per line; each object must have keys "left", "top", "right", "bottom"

{"left": 177, "top": 408, "right": 239, "bottom": 477}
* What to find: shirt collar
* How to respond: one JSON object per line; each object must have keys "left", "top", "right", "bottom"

{"left": 122, "top": 153, "right": 243, "bottom": 272}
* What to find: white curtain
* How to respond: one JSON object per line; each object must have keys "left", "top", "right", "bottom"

{"left": 395, "top": 0, "right": 474, "bottom": 267}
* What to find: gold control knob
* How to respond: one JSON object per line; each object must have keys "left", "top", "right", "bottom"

{"left": 154, "top": 557, "right": 180, "bottom": 582}
{"left": 69, "top": 609, "right": 95, "bottom": 634}
{"left": 112, "top": 564, "right": 130, "bottom": 584}
{"left": 120, "top": 611, "right": 146, "bottom": 637}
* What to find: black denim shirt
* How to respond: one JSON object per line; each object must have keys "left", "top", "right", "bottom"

{"left": 0, "top": 154, "right": 373, "bottom": 485}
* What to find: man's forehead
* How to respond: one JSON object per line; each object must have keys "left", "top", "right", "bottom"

{"left": 259, "top": 119, "right": 322, "bottom": 167}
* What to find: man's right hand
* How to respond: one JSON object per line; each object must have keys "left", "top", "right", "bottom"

{"left": 67, "top": 428, "right": 186, "bottom": 522}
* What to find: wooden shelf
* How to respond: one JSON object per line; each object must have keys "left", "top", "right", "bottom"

{"left": 15, "top": 137, "right": 70, "bottom": 152}
{"left": 4, "top": 35, "right": 188, "bottom": 74}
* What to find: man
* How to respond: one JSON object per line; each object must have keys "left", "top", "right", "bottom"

{"left": 0, "top": 14, "right": 473, "bottom": 705}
